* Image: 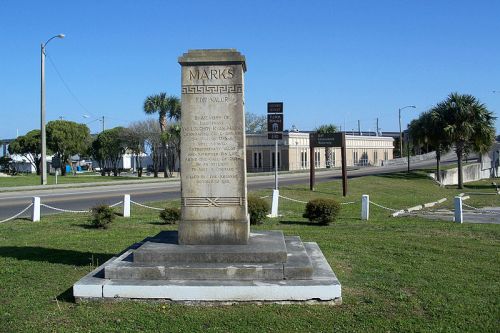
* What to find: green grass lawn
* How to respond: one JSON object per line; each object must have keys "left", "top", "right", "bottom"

{"left": 0, "top": 172, "right": 498, "bottom": 332}
{"left": 0, "top": 173, "right": 143, "bottom": 187}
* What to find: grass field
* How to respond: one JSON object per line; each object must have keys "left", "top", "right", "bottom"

{"left": 0, "top": 173, "right": 143, "bottom": 187}
{"left": 0, "top": 171, "right": 498, "bottom": 332}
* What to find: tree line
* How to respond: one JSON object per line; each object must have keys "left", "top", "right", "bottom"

{"left": 7, "top": 92, "right": 181, "bottom": 177}
{"left": 409, "top": 92, "right": 496, "bottom": 188}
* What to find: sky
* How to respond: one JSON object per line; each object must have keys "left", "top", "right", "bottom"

{"left": 0, "top": 0, "right": 499, "bottom": 139}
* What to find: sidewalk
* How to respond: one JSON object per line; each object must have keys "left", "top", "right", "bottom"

{"left": 0, "top": 177, "right": 175, "bottom": 193}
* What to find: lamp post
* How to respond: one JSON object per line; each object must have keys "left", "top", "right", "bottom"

{"left": 398, "top": 105, "right": 416, "bottom": 158}
{"left": 40, "top": 34, "right": 65, "bottom": 185}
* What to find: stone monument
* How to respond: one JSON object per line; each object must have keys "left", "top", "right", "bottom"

{"left": 178, "top": 49, "right": 249, "bottom": 245}
{"left": 73, "top": 49, "right": 342, "bottom": 303}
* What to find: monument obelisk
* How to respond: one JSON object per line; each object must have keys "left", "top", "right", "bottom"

{"left": 178, "top": 49, "right": 249, "bottom": 245}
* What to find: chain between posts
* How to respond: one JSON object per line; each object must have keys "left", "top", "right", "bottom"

{"left": 40, "top": 204, "right": 90, "bottom": 213}
{"left": 130, "top": 200, "right": 164, "bottom": 211}
{"left": 0, "top": 203, "right": 34, "bottom": 223}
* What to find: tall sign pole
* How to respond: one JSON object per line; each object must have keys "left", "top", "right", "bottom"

{"left": 267, "top": 102, "right": 283, "bottom": 189}
{"left": 267, "top": 102, "right": 283, "bottom": 217}
{"left": 341, "top": 132, "right": 347, "bottom": 196}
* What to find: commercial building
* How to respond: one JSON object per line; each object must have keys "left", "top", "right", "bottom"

{"left": 246, "top": 131, "right": 394, "bottom": 172}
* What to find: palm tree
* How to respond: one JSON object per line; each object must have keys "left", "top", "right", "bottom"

{"left": 436, "top": 93, "right": 496, "bottom": 188}
{"left": 143, "top": 93, "right": 181, "bottom": 177}
{"left": 315, "top": 124, "right": 338, "bottom": 168}
{"left": 409, "top": 110, "right": 451, "bottom": 182}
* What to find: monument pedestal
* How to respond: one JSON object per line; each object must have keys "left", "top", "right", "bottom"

{"left": 73, "top": 231, "right": 342, "bottom": 303}
{"left": 178, "top": 219, "right": 250, "bottom": 245}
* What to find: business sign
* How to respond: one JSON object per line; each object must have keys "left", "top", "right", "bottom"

{"left": 267, "top": 102, "right": 283, "bottom": 113}
{"left": 310, "top": 132, "right": 343, "bottom": 147}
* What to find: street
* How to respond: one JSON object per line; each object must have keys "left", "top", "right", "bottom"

{"left": 0, "top": 154, "right": 458, "bottom": 220}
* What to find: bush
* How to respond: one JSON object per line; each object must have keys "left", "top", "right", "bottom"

{"left": 303, "top": 198, "right": 341, "bottom": 225}
{"left": 248, "top": 195, "right": 270, "bottom": 225}
{"left": 89, "top": 204, "right": 115, "bottom": 229}
{"left": 159, "top": 207, "right": 181, "bottom": 224}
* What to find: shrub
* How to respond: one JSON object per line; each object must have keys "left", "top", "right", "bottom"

{"left": 248, "top": 195, "right": 270, "bottom": 225}
{"left": 159, "top": 207, "right": 181, "bottom": 224}
{"left": 303, "top": 198, "right": 341, "bottom": 225}
{"left": 89, "top": 204, "right": 115, "bottom": 229}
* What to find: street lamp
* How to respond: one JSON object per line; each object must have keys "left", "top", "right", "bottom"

{"left": 40, "top": 34, "right": 65, "bottom": 185}
{"left": 398, "top": 105, "right": 416, "bottom": 158}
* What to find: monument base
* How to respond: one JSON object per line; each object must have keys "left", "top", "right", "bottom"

{"left": 73, "top": 231, "right": 342, "bottom": 303}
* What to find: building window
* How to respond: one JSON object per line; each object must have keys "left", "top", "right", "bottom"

{"left": 374, "top": 151, "right": 378, "bottom": 165}
{"left": 332, "top": 151, "right": 335, "bottom": 167}
{"left": 353, "top": 151, "right": 359, "bottom": 164}
{"left": 253, "top": 151, "right": 262, "bottom": 169}
{"left": 271, "top": 151, "right": 281, "bottom": 169}
{"left": 315, "top": 151, "right": 321, "bottom": 167}
{"left": 301, "top": 150, "right": 308, "bottom": 168}
{"left": 384, "top": 150, "right": 388, "bottom": 161}
{"left": 360, "top": 151, "right": 368, "bottom": 166}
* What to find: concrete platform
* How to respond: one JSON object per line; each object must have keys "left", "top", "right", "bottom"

{"left": 104, "top": 235, "right": 313, "bottom": 281}
{"left": 74, "top": 242, "right": 342, "bottom": 303}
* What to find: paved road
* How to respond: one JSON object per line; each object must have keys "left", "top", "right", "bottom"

{"left": 0, "top": 155, "right": 459, "bottom": 220}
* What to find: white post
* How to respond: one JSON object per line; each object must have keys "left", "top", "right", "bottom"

{"left": 55, "top": 169, "right": 58, "bottom": 185}
{"left": 123, "top": 194, "right": 130, "bottom": 218}
{"left": 268, "top": 189, "right": 279, "bottom": 218}
{"left": 32, "top": 197, "right": 41, "bottom": 222}
{"left": 454, "top": 196, "right": 463, "bottom": 224}
{"left": 361, "top": 194, "right": 369, "bottom": 220}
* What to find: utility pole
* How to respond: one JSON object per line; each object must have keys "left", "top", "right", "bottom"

{"left": 358, "top": 120, "right": 361, "bottom": 136}
{"left": 102, "top": 116, "right": 105, "bottom": 132}
{"left": 40, "top": 33, "right": 65, "bottom": 185}
{"left": 376, "top": 118, "right": 379, "bottom": 136}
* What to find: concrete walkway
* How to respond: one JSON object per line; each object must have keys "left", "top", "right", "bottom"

{"left": 409, "top": 207, "right": 500, "bottom": 224}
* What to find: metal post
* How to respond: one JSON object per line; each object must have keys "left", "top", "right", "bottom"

{"left": 40, "top": 43, "right": 47, "bottom": 185}
{"left": 274, "top": 140, "right": 278, "bottom": 190}
{"left": 102, "top": 116, "right": 105, "bottom": 132}
{"left": 398, "top": 108, "right": 402, "bottom": 158}
{"left": 40, "top": 34, "right": 64, "bottom": 185}
{"left": 55, "top": 169, "right": 58, "bottom": 185}
{"left": 361, "top": 194, "right": 369, "bottom": 220}
{"left": 454, "top": 196, "right": 463, "bottom": 223}
{"left": 341, "top": 133, "right": 347, "bottom": 196}
{"left": 407, "top": 129, "right": 411, "bottom": 173}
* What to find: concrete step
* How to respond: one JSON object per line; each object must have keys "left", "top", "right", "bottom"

{"left": 133, "top": 230, "right": 287, "bottom": 264}
{"left": 284, "top": 236, "right": 313, "bottom": 279}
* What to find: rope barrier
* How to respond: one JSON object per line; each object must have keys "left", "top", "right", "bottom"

{"left": 340, "top": 201, "right": 357, "bottom": 205}
{"left": 463, "top": 192, "right": 499, "bottom": 195}
{"left": 0, "top": 203, "right": 34, "bottom": 223}
{"left": 259, "top": 195, "right": 270, "bottom": 199}
{"left": 462, "top": 202, "right": 500, "bottom": 215}
{"left": 279, "top": 195, "right": 308, "bottom": 204}
{"left": 40, "top": 204, "right": 90, "bottom": 214}
{"left": 130, "top": 200, "right": 164, "bottom": 211}
{"left": 370, "top": 201, "right": 399, "bottom": 212}
{"left": 109, "top": 201, "right": 123, "bottom": 208}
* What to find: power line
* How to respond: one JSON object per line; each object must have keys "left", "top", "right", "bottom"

{"left": 45, "top": 53, "right": 95, "bottom": 118}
